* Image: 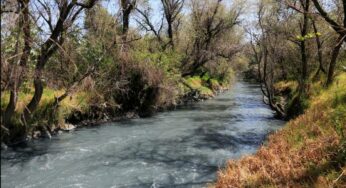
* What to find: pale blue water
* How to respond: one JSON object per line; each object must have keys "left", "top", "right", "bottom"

{"left": 1, "top": 80, "right": 284, "bottom": 188}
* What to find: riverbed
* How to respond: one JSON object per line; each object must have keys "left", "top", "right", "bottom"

{"left": 1, "top": 80, "right": 284, "bottom": 188}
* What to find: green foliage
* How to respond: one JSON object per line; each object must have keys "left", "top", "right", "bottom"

{"left": 198, "top": 86, "right": 214, "bottom": 96}
{"left": 286, "top": 92, "right": 310, "bottom": 119}
{"left": 332, "top": 105, "right": 346, "bottom": 139}
{"left": 132, "top": 49, "right": 182, "bottom": 76}
{"left": 2, "top": 31, "right": 20, "bottom": 55}
{"left": 295, "top": 32, "right": 322, "bottom": 41}
{"left": 184, "top": 76, "right": 216, "bottom": 98}
{"left": 185, "top": 76, "right": 203, "bottom": 89}
{"left": 1, "top": 88, "right": 90, "bottom": 131}
{"left": 201, "top": 73, "right": 211, "bottom": 82}
{"left": 210, "top": 79, "right": 221, "bottom": 90}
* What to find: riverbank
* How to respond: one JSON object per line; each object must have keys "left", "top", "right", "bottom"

{"left": 1, "top": 73, "right": 234, "bottom": 147}
{"left": 215, "top": 73, "right": 346, "bottom": 187}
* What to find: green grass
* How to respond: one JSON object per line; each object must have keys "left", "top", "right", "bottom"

{"left": 185, "top": 76, "right": 203, "bottom": 90}
{"left": 185, "top": 76, "right": 214, "bottom": 97}
{"left": 199, "top": 86, "right": 214, "bottom": 96}
{"left": 1, "top": 87, "right": 90, "bottom": 130}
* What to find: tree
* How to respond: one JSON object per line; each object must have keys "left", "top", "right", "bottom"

{"left": 120, "top": 0, "right": 136, "bottom": 42}
{"left": 135, "top": 4, "right": 164, "bottom": 44}
{"left": 255, "top": 0, "right": 287, "bottom": 117}
{"left": 311, "top": 0, "right": 346, "bottom": 85}
{"left": 182, "top": 0, "right": 241, "bottom": 77}
{"left": 19, "top": 0, "right": 98, "bottom": 130}
{"left": 286, "top": 0, "right": 315, "bottom": 93}
{"left": 299, "top": 0, "right": 310, "bottom": 93}
{"left": 161, "top": 0, "right": 184, "bottom": 48}
{"left": 311, "top": 18, "right": 326, "bottom": 77}
{"left": 3, "top": 0, "right": 31, "bottom": 128}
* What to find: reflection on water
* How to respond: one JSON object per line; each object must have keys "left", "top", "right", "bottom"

{"left": 1, "top": 80, "right": 284, "bottom": 188}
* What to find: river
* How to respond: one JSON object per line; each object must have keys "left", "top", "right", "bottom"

{"left": 1, "top": 80, "right": 284, "bottom": 188}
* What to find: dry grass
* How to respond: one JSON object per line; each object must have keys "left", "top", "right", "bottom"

{"left": 215, "top": 73, "right": 346, "bottom": 188}
{"left": 274, "top": 81, "right": 298, "bottom": 93}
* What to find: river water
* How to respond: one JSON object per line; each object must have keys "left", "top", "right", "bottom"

{"left": 1, "top": 80, "right": 284, "bottom": 188}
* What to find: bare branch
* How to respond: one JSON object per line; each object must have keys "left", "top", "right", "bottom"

{"left": 311, "top": 0, "right": 344, "bottom": 34}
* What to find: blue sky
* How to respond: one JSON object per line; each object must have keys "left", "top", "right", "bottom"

{"left": 99, "top": 0, "right": 258, "bottom": 28}
{"left": 101, "top": 0, "right": 166, "bottom": 25}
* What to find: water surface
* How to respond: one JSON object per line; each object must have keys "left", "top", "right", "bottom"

{"left": 1, "top": 80, "right": 284, "bottom": 188}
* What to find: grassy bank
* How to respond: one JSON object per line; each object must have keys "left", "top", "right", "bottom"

{"left": 1, "top": 72, "right": 234, "bottom": 143}
{"left": 1, "top": 88, "right": 91, "bottom": 141}
{"left": 215, "top": 73, "right": 346, "bottom": 187}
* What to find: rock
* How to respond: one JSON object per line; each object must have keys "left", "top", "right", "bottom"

{"left": 32, "top": 131, "right": 42, "bottom": 139}
{"left": 103, "top": 114, "right": 110, "bottom": 121}
{"left": 50, "top": 124, "right": 57, "bottom": 132}
{"left": 60, "top": 123, "right": 76, "bottom": 131}
{"left": 126, "top": 112, "right": 138, "bottom": 119}
{"left": 44, "top": 130, "right": 52, "bottom": 139}
{"left": 1, "top": 142, "right": 8, "bottom": 150}
{"left": 26, "top": 135, "right": 32, "bottom": 141}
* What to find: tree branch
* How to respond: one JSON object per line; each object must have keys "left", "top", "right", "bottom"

{"left": 311, "top": 0, "right": 344, "bottom": 34}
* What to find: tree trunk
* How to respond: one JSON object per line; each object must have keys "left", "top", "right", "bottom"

{"left": 300, "top": 39, "right": 308, "bottom": 90}
{"left": 13, "top": 0, "right": 97, "bottom": 135}
{"left": 22, "top": 67, "right": 44, "bottom": 125}
{"left": 299, "top": 0, "right": 309, "bottom": 94}
{"left": 167, "top": 21, "right": 174, "bottom": 48}
{"left": 121, "top": 1, "right": 136, "bottom": 44}
{"left": 3, "top": 0, "right": 31, "bottom": 127}
{"left": 21, "top": 46, "right": 51, "bottom": 125}
{"left": 122, "top": 9, "right": 130, "bottom": 41}
{"left": 311, "top": 0, "right": 346, "bottom": 85}
{"left": 312, "top": 20, "right": 326, "bottom": 77}
{"left": 278, "top": 57, "right": 288, "bottom": 80}
{"left": 4, "top": 90, "right": 18, "bottom": 126}
{"left": 326, "top": 34, "right": 344, "bottom": 86}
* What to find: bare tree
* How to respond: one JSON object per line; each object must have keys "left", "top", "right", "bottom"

{"left": 255, "top": 0, "right": 287, "bottom": 118}
{"left": 161, "top": 0, "right": 184, "bottom": 48}
{"left": 3, "top": 0, "right": 31, "bottom": 127}
{"left": 311, "top": 18, "right": 326, "bottom": 77}
{"left": 311, "top": 0, "right": 346, "bottom": 85}
{"left": 20, "top": 0, "right": 98, "bottom": 128}
{"left": 120, "top": 0, "right": 136, "bottom": 41}
{"left": 135, "top": 7, "right": 164, "bottom": 43}
{"left": 182, "top": 0, "right": 240, "bottom": 77}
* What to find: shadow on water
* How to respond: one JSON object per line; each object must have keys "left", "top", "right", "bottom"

{"left": 1, "top": 140, "right": 52, "bottom": 164}
{"left": 192, "top": 126, "right": 267, "bottom": 150}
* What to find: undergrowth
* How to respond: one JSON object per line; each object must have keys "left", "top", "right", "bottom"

{"left": 1, "top": 88, "right": 91, "bottom": 139}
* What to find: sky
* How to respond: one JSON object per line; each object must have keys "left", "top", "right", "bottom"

{"left": 14, "top": 0, "right": 258, "bottom": 43}
{"left": 101, "top": 0, "right": 167, "bottom": 25}
{"left": 100, "top": 0, "right": 259, "bottom": 30}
